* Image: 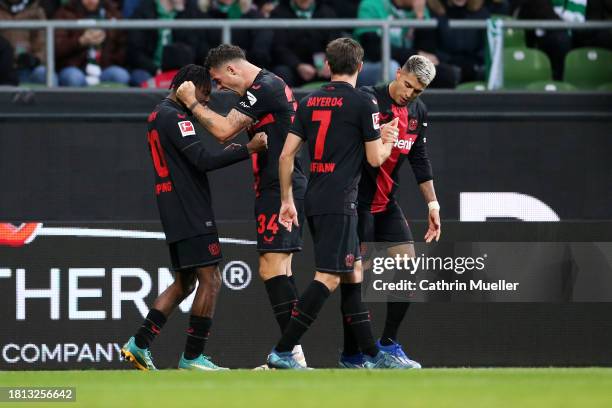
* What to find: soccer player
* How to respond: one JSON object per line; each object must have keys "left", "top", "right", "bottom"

{"left": 175, "top": 45, "right": 308, "bottom": 366}
{"left": 268, "top": 37, "right": 412, "bottom": 369}
{"left": 338, "top": 55, "right": 441, "bottom": 369}
{"left": 121, "top": 64, "right": 268, "bottom": 371}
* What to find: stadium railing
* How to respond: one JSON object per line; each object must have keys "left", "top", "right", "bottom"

{"left": 0, "top": 19, "right": 610, "bottom": 88}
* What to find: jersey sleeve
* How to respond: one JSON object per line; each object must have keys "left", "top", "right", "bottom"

{"left": 359, "top": 93, "right": 381, "bottom": 142}
{"left": 233, "top": 83, "right": 274, "bottom": 121}
{"left": 164, "top": 113, "right": 250, "bottom": 172}
{"left": 407, "top": 107, "right": 433, "bottom": 184}
{"left": 289, "top": 105, "right": 307, "bottom": 140}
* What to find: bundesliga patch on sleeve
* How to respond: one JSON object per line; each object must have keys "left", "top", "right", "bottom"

{"left": 372, "top": 112, "right": 380, "bottom": 130}
{"left": 178, "top": 121, "right": 196, "bottom": 137}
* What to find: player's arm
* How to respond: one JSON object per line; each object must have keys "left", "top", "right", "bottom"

{"left": 199, "top": 133, "right": 268, "bottom": 172}
{"left": 176, "top": 81, "right": 254, "bottom": 143}
{"left": 407, "top": 115, "right": 440, "bottom": 242}
{"left": 360, "top": 92, "right": 398, "bottom": 167}
{"left": 364, "top": 117, "right": 398, "bottom": 167}
{"left": 165, "top": 115, "right": 262, "bottom": 173}
{"left": 278, "top": 133, "right": 304, "bottom": 232}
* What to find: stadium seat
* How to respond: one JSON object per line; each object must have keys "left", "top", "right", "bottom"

{"left": 563, "top": 47, "right": 612, "bottom": 90}
{"left": 503, "top": 47, "right": 552, "bottom": 89}
{"left": 456, "top": 81, "right": 488, "bottom": 91}
{"left": 526, "top": 81, "right": 576, "bottom": 92}
{"left": 597, "top": 82, "right": 612, "bottom": 92}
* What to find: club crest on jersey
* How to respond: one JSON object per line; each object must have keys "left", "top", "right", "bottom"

{"left": 247, "top": 91, "right": 257, "bottom": 106}
{"left": 408, "top": 118, "right": 418, "bottom": 131}
{"left": 178, "top": 121, "right": 195, "bottom": 137}
{"left": 372, "top": 112, "right": 380, "bottom": 130}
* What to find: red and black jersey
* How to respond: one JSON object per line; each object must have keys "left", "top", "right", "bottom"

{"left": 234, "top": 69, "right": 307, "bottom": 199}
{"left": 358, "top": 83, "right": 433, "bottom": 213}
{"left": 291, "top": 81, "right": 381, "bottom": 216}
{"left": 147, "top": 98, "right": 250, "bottom": 243}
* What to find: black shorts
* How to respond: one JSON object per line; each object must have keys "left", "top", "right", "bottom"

{"left": 307, "top": 214, "right": 361, "bottom": 273}
{"left": 168, "top": 233, "right": 222, "bottom": 272}
{"left": 255, "top": 194, "right": 304, "bottom": 253}
{"left": 358, "top": 201, "right": 414, "bottom": 243}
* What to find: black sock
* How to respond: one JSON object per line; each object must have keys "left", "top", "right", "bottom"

{"left": 341, "top": 286, "right": 360, "bottom": 356}
{"left": 341, "top": 283, "right": 378, "bottom": 357}
{"left": 276, "top": 280, "right": 330, "bottom": 352}
{"left": 380, "top": 302, "right": 411, "bottom": 345}
{"left": 134, "top": 308, "right": 167, "bottom": 349}
{"left": 184, "top": 315, "right": 212, "bottom": 359}
{"left": 288, "top": 275, "right": 299, "bottom": 298}
{"left": 264, "top": 275, "right": 298, "bottom": 333}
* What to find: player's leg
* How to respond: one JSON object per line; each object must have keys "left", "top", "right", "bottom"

{"left": 121, "top": 269, "right": 197, "bottom": 370}
{"left": 178, "top": 263, "right": 228, "bottom": 370}
{"left": 260, "top": 252, "right": 297, "bottom": 333}
{"left": 380, "top": 243, "right": 414, "bottom": 346}
{"left": 374, "top": 202, "right": 421, "bottom": 368}
{"left": 267, "top": 271, "right": 340, "bottom": 369}
{"left": 339, "top": 209, "right": 374, "bottom": 367}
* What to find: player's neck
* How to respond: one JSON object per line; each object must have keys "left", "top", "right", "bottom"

{"left": 167, "top": 92, "right": 186, "bottom": 109}
{"left": 242, "top": 63, "right": 262, "bottom": 92}
{"left": 388, "top": 80, "right": 400, "bottom": 104}
{"left": 330, "top": 74, "right": 357, "bottom": 87}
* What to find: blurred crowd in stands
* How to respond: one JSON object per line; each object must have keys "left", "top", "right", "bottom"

{"left": 0, "top": 0, "right": 610, "bottom": 88}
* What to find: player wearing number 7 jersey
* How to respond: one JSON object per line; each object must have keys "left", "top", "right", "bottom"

{"left": 121, "top": 65, "right": 268, "bottom": 371}
{"left": 176, "top": 45, "right": 309, "bottom": 368}
{"left": 268, "top": 38, "right": 412, "bottom": 369}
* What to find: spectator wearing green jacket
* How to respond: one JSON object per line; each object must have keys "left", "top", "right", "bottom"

{"left": 354, "top": 0, "right": 457, "bottom": 87}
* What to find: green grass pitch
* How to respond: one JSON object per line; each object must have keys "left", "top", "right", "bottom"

{"left": 1, "top": 369, "right": 611, "bottom": 408}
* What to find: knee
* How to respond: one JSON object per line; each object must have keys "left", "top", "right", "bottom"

{"left": 259, "top": 254, "right": 287, "bottom": 281}
{"left": 198, "top": 267, "right": 222, "bottom": 292}
{"left": 315, "top": 272, "right": 341, "bottom": 292}
{"left": 173, "top": 273, "right": 197, "bottom": 298}
{"left": 340, "top": 261, "right": 363, "bottom": 284}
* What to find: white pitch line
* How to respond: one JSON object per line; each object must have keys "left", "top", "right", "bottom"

{"left": 37, "top": 227, "right": 257, "bottom": 245}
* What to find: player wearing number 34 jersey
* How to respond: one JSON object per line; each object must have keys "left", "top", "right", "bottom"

{"left": 175, "top": 44, "right": 308, "bottom": 367}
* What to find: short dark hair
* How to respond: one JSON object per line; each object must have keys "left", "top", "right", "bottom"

{"left": 204, "top": 44, "right": 246, "bottom": 69}
{"left": 325, "top": 37, "right": 364, "bottom": 76}
{"left": 170, "top": 64, "right": 211, "bottom": 94}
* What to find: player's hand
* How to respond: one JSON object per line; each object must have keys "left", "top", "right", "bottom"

{"left": 279, "top": 200, "right": 299, "bottom": 232}
{"left": 247, "top": 132, "right": 268, "bottom": 153}
{"left": 176, "top": 81, "right": 197, "bottom": 106}
{"left": 381, "top": 117, "right": 399, "bottom": 144}
{"left": 424, "top": 209, "right": 441, "bottom": 243}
